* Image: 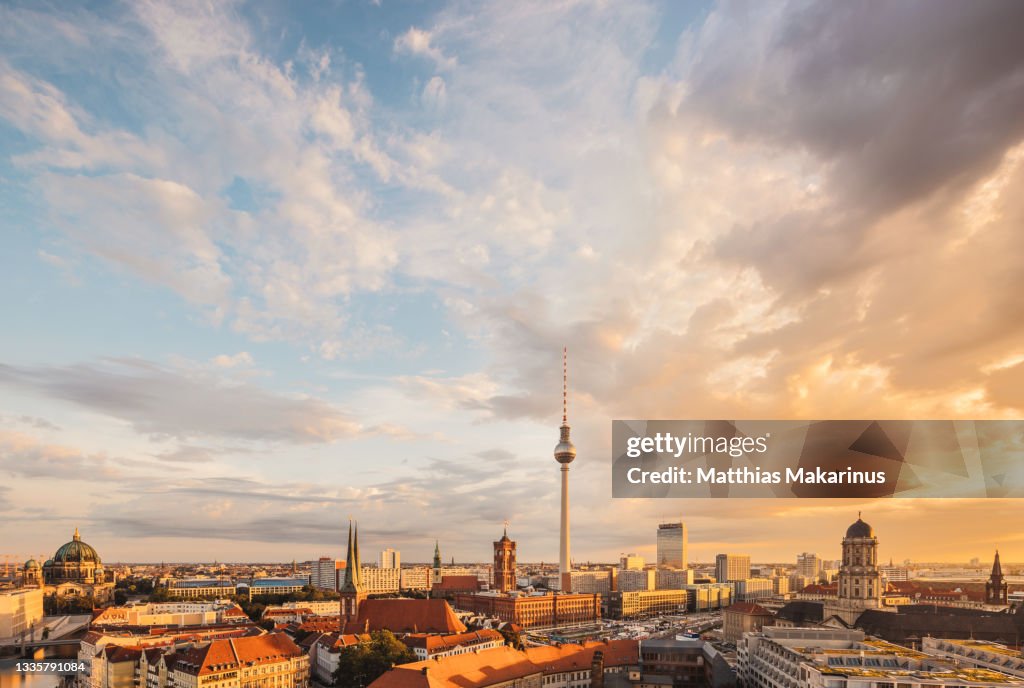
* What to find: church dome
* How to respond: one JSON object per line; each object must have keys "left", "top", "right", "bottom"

{"left": 24, "top": 559, "right": 40, "bottom": 570}
{"left": 52, "top": 528, "right": 101, "bottom": 564}
{"left": 845, "top": 516, "right": 874, "bottom": 539}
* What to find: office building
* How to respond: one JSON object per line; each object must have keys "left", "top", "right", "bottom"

{"left": 657, "top": 521, "right": 688, "bottom": 568}
{"left": 715, "top": 554, "right": 751, "bottom": 583}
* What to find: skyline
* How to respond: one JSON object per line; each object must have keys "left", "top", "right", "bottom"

{"left": 2, "top": 0, "right": 1024, "bottom": 563}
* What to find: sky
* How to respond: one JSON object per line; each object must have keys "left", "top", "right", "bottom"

{"left": 2, "top": 0, "right": 1024, "bottom": 566}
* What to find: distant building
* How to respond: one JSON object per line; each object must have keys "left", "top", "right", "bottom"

{"left": 657, "top": 521, "right": 688, "bottom": 569}
{"left": 167, "top": 579, "right": 237, "bottom": 599}
{"left": 311, "top": 557, "right": 343, "bottom": 591}
{"left": 796, "top": 553, "right": 821, "bottom": 579}
{"left": 564, "top": 569, "right": 615, "bottom": 595}
{"left": 379, "top": 548, "right": 400, "bottom": 569}
{"left": 715, "top": 554, "right": 750, "bottom": 583}
{"left": 734, "top": 578, "right": 774, "bottom": 602}
{"left": 986, "top": 551, "right": 1008, "bottom": 606}
{"left": 618, "top": 569, "right": 656, "bottom": 592}
{"left": 493, "top": 526, "right": 516, "bottom": 593}
{"left": 453, "top": 592, "right": 600, "bottom": 629}
{"left": 656, "top": 568, "right": 695, "bottom": 590}
{"left": 620, "top": 554, "right": 645, "bottom": 571}
{"left": 822, "top": 515, "right": 882, "bottom": 625}
{"left": 923, "top": 638, "right": 1024, "bottom": 678}
{"left": 400, "top": 566, "right": 431, "bottom": 591}
{"left": 339, "top": 520, "right": 367, "bottom": 624}
{"left": 92, "top": 600, "right": 247, "bottom": 627}
{"left": 40, "top": 528, "right": 115, "bottom": 603}
{"left": 360, "top": 567, "right": 400, "bottom": 595}
{"left": 722, "top": 602, "right": 774, "bottom": 644}
{"left": 248, "top": 577, "right": 309, "bottom": 599}
{"left": 401, "top": 629, "right": 505, "bottom": 660}
{"left": 687, "top": 583, "right": 734, "bottom": 612}
{"left": 607, "top": 589, "right": 690, "bottom": 619}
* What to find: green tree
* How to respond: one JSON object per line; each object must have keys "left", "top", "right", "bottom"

{"left": 333, "top": 631, "right": 416, "bottom": 688}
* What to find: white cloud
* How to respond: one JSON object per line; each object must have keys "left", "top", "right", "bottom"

{"left": 393, "top": 27, "right": 456, "bottom": 70}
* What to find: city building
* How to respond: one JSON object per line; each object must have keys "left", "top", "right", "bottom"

{"left": 360, "top": 566, "right": 401, "bottom": 595}
{"left": 620, "top": 554, "right": 645, "bottom": 571}
{"left": 0, "top": 587, "right": 44, "bottom": 640}
{"left": 453, "top": 591, "right": 601, "bottom": 629}
{"left": 167, "top": 580, "right": 238, "bottom": 599}
{"left": 986, "top": 551, "right": 1008, "bottom": 606}
{"left": 341, "top": 598, "right": 466, "bottom": 634}
{"left": 656, "top": 568, "right": 695, "bottom": 590}
{"left": 734, "top": 578, "right": 774, "bottom": 602}
{"left": 162, "top": 633, "right": 308, "bottom": 688}
{"left": 40, "top": 528, "right": 115, "bottom": 602}
{"left": 366, "top": 639, "right": 639, "bottom": 688}
{"left": 339, "top": 520, "right": 367, "bottom": 623}
{"left": 715, "top": 554, "right": 751, "bottom": 583}
{"left": 400, "top": 566, "right": 431, "bottom": 592}
{"left": 656, "top": 521, "right": 688, "bottom": 569}
{"left": 796, "top": 553, "right": 821, "bottom": 579}
{"left": 401, "top": 629, "right": 505, "bottom": 660}
{"left": 687, "top": 583, "right": 734, "bottom": 612}
{"left": 722, "top": 602, "right": 774, "bottom": 644}
{"left": 607, "top": 589, "right": 690, "bottom": 619}
{"left": 555, "top": 348, "right": 577, "bottom": 588}
{"left": 564, "top": 569, "right": 615, "bottom": 595}
{"left": 309, "top": 633, "right": 368, "bottom": 684}
{"left": 618, "top": 569, "right": 656, "bottom": 592}
{"left": 379, "top": 548, "right": 400, "bottom": 569}
{"left": 247, "top": 577, "right": 309, "bottom": 599}
{"left": 92, "top": 600, "right": 247, "bottom": 627}
{"left": 311, "top": 557, "right": 343, "bottom": 591}
{"left": 638, "top": 637, "right": 734, "bottom": 688}
{"left": 922, "top": 638, "right": 1024, "bottom": 678}
{"left": 822, "top": 514, "right": 883, "bottom": 625}
{"left": 738, "top": 627, "right": 1024, "bottom": 688}
{"left": 493, "top": 526, "right": 516, "bottom": 593}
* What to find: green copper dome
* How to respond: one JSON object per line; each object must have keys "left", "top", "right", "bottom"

{"left": 52, "top": 528, "right": 101, "bottom": 564}
{"left": 24, "top": 559, "right": 40, "bottom": 570}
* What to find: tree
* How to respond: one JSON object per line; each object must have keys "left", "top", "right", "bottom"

{"left": 333, "top": 631, "right": 416, "bottom": 688}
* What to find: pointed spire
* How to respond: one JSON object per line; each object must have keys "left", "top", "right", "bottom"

{"left": 341, "top": 519, "right": 363, "bottom": 592}
{"left": 73, "top": 527, "right": 80, "bottom": 541}
{"left": 992, "top": 550, "right": 1003, "bottom": 578}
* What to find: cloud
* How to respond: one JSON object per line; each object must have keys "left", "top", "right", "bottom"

{"left": 393, "top": 27, "right": 456, "bottom": 70}
{"left": 0, "top": 358, "right": 375, "bottom": 443}
{"left": 0, "top": 430, "right": 122, "bottom": 480}
{"left": 211, "top": 352, "right": 254, "bottom": 368}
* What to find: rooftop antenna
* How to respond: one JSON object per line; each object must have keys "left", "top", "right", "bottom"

{"left": 563, "top": 347, "right": 568, "bottom": 424}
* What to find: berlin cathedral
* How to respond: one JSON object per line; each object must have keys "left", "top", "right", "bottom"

{"left": 20, "top": 528, "right": 114, "bottom": 603}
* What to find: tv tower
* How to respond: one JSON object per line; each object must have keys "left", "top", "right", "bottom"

{"left": 554, "top": 347, "right": 577, "bottom": 584}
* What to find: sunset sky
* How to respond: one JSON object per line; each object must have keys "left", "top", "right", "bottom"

{"left": 2, "top": 0, "right": 1024, "bottom": 565}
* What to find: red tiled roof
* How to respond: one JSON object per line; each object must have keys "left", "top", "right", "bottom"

{"left": 402, "top": 630, "right": 503, "bottom": 653}
{"left": 342, "top": 599, "right": 467, "bottom": 635}
{"left": 725, "top": 602, "right": 773, "bottom": 616}
{"left": 432, "top": 576, "right": 482, "bottom": 592}
{"left": 173, "top": 633, "right": 304, "bottom": 676}
{"left": 367, "top": 639, "right": 639, "bottom": 688}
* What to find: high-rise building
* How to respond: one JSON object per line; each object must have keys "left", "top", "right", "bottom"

{"left": 379, "top": 548, "right": 400, "bottom": 569}
{"left": 796, "top": 552, "right": 821, "bottom": 579}
{"left": 493, "top": 525, "right": 517, "bottom": 592}
{"left": 656, "top": 522, "right": 688, "bottom": 569}
{"left": 311, "top": 557, "right": 342, "bottom": 591}
{"left": 715, "top": 554, "right": 751, "bottom": 583}
{"left": 339, "top": 520, "right": 366, "bottom": 622}
{"left": 554, "top": 348, "right": 576, "bottom": 585}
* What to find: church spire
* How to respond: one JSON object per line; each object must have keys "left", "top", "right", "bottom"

{"left": 340, "top": 519, "right": 363, "bottom": 592}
